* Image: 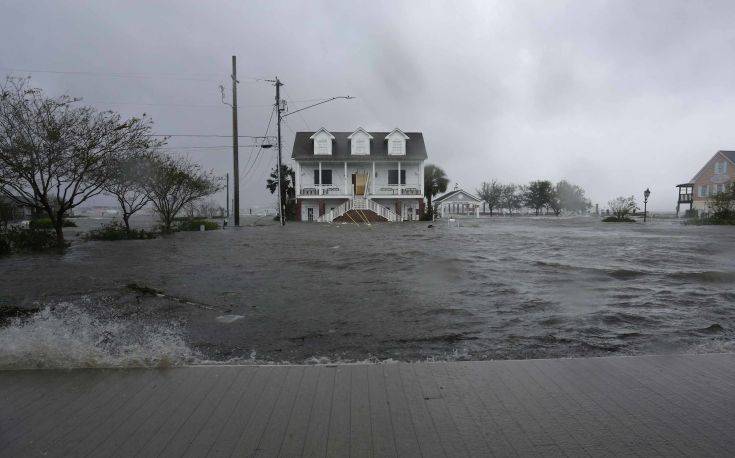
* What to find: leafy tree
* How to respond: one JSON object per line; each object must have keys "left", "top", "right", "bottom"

{"left": 547, "top": 187, "right": 563, "bottom": 216}
{"left": 556, "top": 180, "right": 591, "bottom": 214}
{"left": 499, "top": 184, "right": 522, "bottom": 215}
{"left": 266, "top": 164, "right": 296, "bottom": 220}
{"left": 477, "top": 180, "right": 502, "bottom": 216}
{"left": 143, "top": 154, "right": 221, "bottom": 232}
{"left": 103, "top": 151, "right": 154, "bottom": 232}
{"left": 707, "top": 183, "right": 735, "bottom": 221}
{"left": 524, "top": 180, "right": 554, "bottom": 215}
{"left": 423, "top": 164, "right": 449, "bottom": 219}
{"left": 607, "top": 196, "right": 637, "bottom": 221}
{"left": 0, "top": 77, "right": 156, "bottom": 244}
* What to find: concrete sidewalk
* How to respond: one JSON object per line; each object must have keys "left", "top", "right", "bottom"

{"left": 1, "top": 353, "right": 734, "bottom": 457}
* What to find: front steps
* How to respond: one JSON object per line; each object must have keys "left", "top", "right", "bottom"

{"left": 333, "top": 209, "right": 388, "bottom": 223}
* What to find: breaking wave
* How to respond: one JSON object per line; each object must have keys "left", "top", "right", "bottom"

{"left": 0, "top": 303, "right": 196, "bottom": 370}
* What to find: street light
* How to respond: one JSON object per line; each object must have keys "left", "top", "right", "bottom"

{"left": 643, "top": 188, "right": 651, "bottom": 222}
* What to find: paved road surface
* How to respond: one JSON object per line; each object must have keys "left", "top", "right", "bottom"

{"left": 1, "top": 353, "right": 734, "bottom": 457}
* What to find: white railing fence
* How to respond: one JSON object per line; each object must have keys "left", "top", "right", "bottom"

{"left": 367, "top": 199, "right": 399, "bottom": 222}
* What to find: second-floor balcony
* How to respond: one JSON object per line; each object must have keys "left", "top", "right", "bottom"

{"left": 298, "top": 184, "right": 422, "bottom": 197}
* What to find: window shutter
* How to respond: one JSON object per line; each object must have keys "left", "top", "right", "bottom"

{"left": 314, "top": 169, "right": 319, "bottom": 185}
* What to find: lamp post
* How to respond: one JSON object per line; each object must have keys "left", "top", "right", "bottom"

{"left": 643, "top": 188, "right": 651, "bottom": 222}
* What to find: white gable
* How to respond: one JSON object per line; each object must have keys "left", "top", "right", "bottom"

{"left": 310, "top": 127, "right": 334, "bottom": 156}
{"left": 385, "top": 128, "right": 409, "bottom": 156}
{"left": 348, "top": 127, "right": 373, "bottom": 155}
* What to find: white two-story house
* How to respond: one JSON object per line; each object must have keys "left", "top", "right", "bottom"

{"left": 292, "top": 128, "right": 427, "bottom": 222}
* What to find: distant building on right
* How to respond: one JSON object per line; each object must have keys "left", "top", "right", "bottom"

{"left": 677, "top": 150, "right": 735, "bottom": 216}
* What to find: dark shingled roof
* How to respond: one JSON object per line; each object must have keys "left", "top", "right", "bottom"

{"left": 291, "top": 131, "right": 428, "bottom": 161}
{"left": 720, "top": 151, "right": 735, "bottom": 163}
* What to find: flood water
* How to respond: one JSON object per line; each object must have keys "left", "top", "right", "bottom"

{"left": 1, "top": 216, "right": 734, "bottom": 368}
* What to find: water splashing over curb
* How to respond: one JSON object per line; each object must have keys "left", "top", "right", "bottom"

{"left": 0, "top": 303, "right": 196, "bottom": 369}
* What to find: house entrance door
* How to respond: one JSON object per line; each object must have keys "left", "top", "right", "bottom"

{"left": 352, "top": 173, "right": 367, "bottom": 195}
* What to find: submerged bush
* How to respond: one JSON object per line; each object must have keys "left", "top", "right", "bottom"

{"left": 0, "top": 227, "right": 63, "bottom": 253}
{"left": 602, "top": 216, "right": 635, "bottom": 223}
{"left": 86, "top": 221, "right": 157, "bottom": 241}
{"left": 29, "top": 218, "right": 77, "bottom": 229}
{"left": 177, "top": 219, "right": 219, "bottom": 231}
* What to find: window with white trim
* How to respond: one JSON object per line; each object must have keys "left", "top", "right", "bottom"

{"left": 317, "top": 139, "right": 328, "bottom": 155}
{"left": 355, "top": 138, "right": 367, "bottom": 155}
{"left": 389, "top": 140, "right": 404, "bottom": 155}
{"left": 699, "top": 185, "right": 706, "bottom": 197}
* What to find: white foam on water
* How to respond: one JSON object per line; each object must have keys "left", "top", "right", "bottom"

{"left": 0, "top": 303, "right": 196, "bottom": 369}
{"left": 215, "top": 314, "right": 245, "bottom": 324}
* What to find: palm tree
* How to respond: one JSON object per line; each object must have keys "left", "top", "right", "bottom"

{"left": 266, "top": 165, "right": 296, "bottom": 219}
{"left": 423, "top": 164, "right": 449, "bottom": 219}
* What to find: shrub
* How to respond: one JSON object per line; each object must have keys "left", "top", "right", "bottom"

{"left": 177, "top": 219, "right": 219, "bottom": 231}
{"left": 86, "top": 221, "right": 157, "bottom": 241}
{"left": 0, "top": 235, "right": 10, "bottom": 256}
{"left": 1, "top": 227, "right": 63, "bottom": 252}
{"left": 607, "top": 196, "right": 637, "bottom": 221}
{"left": 29, "top": 218, "right": 77, "bottom": 229}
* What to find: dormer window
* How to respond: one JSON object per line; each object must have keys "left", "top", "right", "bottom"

{"left": 348, "top": 127, "right": 373, "bottom": 155}
{"left": 310, "top": 127, "right": 335, "bottom": 155}
{"left": 317, "top": 139, "right": 328, "bottom": 155}
{"left": 385, "top": 128, "right": 409, "bottom": 156}
{"left": 355, "top": 139, "right": 367, "bottom": 154}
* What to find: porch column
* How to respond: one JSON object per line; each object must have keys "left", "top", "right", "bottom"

{"left": 419, "top": 161, "right": 424, "bottom": 196}
{"left": 295, "top": 162, "right": 301, "bottom": 196}
{"left": 397, "top": 161, "right": 401, "bottom": 195}
{"left": 344, "top": 162, "right": 348, "bottom": 196}
{"left": 318, "top": 162, "right": 322, "bottom": 195}
{"left": 371, "top": 162, "right": 376, "bottom": 195}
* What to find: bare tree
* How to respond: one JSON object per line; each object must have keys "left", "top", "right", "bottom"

{"left": 104, "top": 151, "right": 155, "bottom": 232}
{"left": 143, "top": 153, "right": 221, "bottom": 232}
{"left": 477, "top": 180, "right": 502, "bottom": 216}
{"left": 0, "top": 77, "right": 155, "bottom": 244}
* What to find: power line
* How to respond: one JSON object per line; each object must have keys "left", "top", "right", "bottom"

{"left": 81, "top": 100, "right": 277, "bottom": 109}
{"left": 241, "top": 106, "right": 276, "bottom": 181}
{"left": 0, "top": 67, "right": 268, "bottom": 82}
{"left": 147, "top": 134, "right": 273, "bottom": 139}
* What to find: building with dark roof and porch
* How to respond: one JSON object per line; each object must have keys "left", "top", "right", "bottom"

{"left": 291, "top": 128, "right": 427, "bottom": 222}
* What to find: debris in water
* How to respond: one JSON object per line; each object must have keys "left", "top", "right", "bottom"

{"left": 126, "top": 282, "right": 163, "bottom": 296}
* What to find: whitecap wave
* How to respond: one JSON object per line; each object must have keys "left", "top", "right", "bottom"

{"left": 0, "top": 303, "right": 196, "bottom": 369}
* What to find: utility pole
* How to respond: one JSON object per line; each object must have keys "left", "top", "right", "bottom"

{"left": 267, "top": 77, "right": 353, "bottom": 226}
{"left": 225, "top": 172, "right": 230, "bottom": 224}
{"left": 231, "top": 56, "right": 240, "bottom": 226}
{"left": 275, "top": 77, "right": 285, "bottom": 226}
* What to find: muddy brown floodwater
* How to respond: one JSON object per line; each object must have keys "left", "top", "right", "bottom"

{"left": 1, "top": 215, "right": 734, "bottom": 368}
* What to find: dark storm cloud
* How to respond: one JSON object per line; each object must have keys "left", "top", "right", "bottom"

{"left": 3, "top": 0, "right": 735, "bottom": 211}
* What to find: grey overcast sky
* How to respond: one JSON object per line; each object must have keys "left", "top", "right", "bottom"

{"left": 3, "top": 0, "right": 735, "bottom": 211}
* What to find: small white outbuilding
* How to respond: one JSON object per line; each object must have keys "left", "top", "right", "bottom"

{"left": 433, "top": 187, "right": 481, "bottom": 218}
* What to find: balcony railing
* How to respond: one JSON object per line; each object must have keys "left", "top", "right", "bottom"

{"left": 678, "top": 194, "right": 693, "bottom": 203}
{"left": 299, "top": 185, "right": 345, "bottom": 196}
{"left": 372, "top": 186, "right": 422, "bottom": 196}
{"left": 299, "top": 185, "right": 422, "bottom": 197}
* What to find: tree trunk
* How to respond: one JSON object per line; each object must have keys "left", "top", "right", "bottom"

{"left": 53, "top": 212, "right": 65, "bottom": 246}
{"left": 123, "top": 214, "right": 131, "bottom": 232}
